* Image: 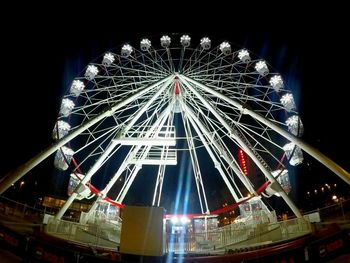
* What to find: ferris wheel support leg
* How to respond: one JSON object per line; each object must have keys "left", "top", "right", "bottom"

{"left": 180, "top": 74, "right": 350, "bottom": 186}
{"left": 179, "top": 75, "right": 302, "bottom": 218}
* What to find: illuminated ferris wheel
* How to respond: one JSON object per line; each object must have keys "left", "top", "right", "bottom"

{"left": 2, "top": 34, "right": 347, "bottom": 223}
{"left": 50, "top": 34, "right": 308, "bottom": 221}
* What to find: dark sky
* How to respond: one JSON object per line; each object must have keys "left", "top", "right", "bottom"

{"left": 0, "top": 4, "right": 349, "bottom": 212}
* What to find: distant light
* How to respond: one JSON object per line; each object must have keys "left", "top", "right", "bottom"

{"left": 102, "top": 53, "right": 115, "bottom": 66}
{"left": 219, "top": 42, "right": 231, "bottom": 55}
{"left": 70, "top": 79, "right": 85, "bottom": 97}
{"left": 255, "top": 60, "right": 269, "bottom": 76}
{"left": 280, "top": 93, "right": 296, "bottom": 112}
{"left": 200, "top": 37, "right": 211, "bottom": 50}
{"left": 321, "top": 187, "right": 325, "bottom": 192}
{"left": 171, "top": 216, "right": 178, "bottom": 224}
{"left": 180, "top": 35, "right": 191, "bottom": 47}
{"left": 307, "top": 191, "right": 310, "bottom": 195}
{"left": 20, "top": 181, "right": 25, "bottom": 186}
{"left": 238, "top": 49, "right": 250, "bottom": 63}
{"left": 121, "top": 44, "right": 133, "bottom": 57}
{"left": 269, "top": 75, "right": 284, "bottom": 92}
{"left": 160, "top": 35, "right": 171, "bottom": 48}
{"left": 85, "top": 65, "right": 99, "bottom": 80}
{"left": 334, "top": 184, "right": 337, "bottom": 187}
{"left": 332, "top": 195, "right": 338, "bottom": 200}
{"left": 285, "top": 115, "right": 304, "bottom": 137}
{"left": 314, "top": 189, "right": 318, "bottom": 194}
{"left": 60, "top": 98, "right": 75, "bottom": 117}
{"left": 140, "top": 38, "right": 151, "bottom": 51}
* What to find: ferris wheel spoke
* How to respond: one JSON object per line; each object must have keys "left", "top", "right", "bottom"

{"left": 180, "top": 100, "right": 253, "bottom": 197}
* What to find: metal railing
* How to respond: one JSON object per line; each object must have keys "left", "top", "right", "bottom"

{"left": 165, "top": 217, "right": 311, "bottom": 253}
{"left": 1, "top": 195, "right": 349, "bottom": 254}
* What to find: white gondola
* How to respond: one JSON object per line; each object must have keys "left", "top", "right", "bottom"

{"left": 52, "top": 120, "right": 71, "bottom": 140}
{"left": 54, "top": 146, "right": 74, "bottom": 170}
{"left": 59, "top": 98, "right": 75, "bottom": 117}
{"left": 121, "top": 44, "right": 133, "bottom": 57}
{"left": 286, "top": 115, "right": 304, "bottom": 136}
{"left": 102, "top": 53, "right": 115, "bottom": 67}
{"left": 238, "top": 49, "right": 251, "bottom": 63}
{"left": 271, "top": 169, "right": 291, "bottom": 194}
{"left": 200, "top": 37, "right": 211, "bottom": 50}
{"left": 255, "top": 60, "right": 269, "bottom": 76}
{"left": 283, "top": 142, "right": 304, "bottom": 166}
{"left": 85, "top": 65, "right": 99, "bottom": 80}
{"left": 180, "top": 35, "right": 191, "bottom": 47}
{"left": 219, "top": 42, "right": 231, "bottom": 55}
{"left": 160, "top": 35, "right": 171, "bottom": 48}
{"left": 140, "top": 39, "right": 151, "bottom": 51}
{"left": 280, "top": 93, "right": 296, "bottom": 112}
{"left": 269, "top": 75, "right": 284, "bottom": 92}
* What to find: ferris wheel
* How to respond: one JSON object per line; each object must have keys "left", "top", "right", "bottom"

{"left": 1, "top": 34, "right": 348, "bottom": 222}
{"left": 50, "top": 34, "right": 307, "bottom": 220}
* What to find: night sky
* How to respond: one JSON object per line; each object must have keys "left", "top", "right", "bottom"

{"left": 1, "top": 5, "right": 349, "bottom": 214}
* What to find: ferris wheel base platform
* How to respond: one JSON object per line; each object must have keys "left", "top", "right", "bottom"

{"left": 1, "top": 218, "right": 350, "bottom": 262}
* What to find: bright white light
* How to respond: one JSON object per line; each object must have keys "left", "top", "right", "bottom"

{"left": 219, "top": 42, "right": 231, "bottom": 55}
{"left": 171, "top": 217, "right": 178, "bottom": 224}
{"left": 54, "top": 146, "right": 74, "bottom": 171}
{"left": 255, "top": 61, "right": 269, "bottom": 76}
{"left": 269, "top": 75, "right": 284, "bottom": 92}
{"left": 286, "top": 115, "right": 304, "bottom": 136}
{"left": 200, "top": 37, "right": 211, "bottom": 50}
{"left": 60, "top": 98, "right": 75, "bottom": 117}
{"left": 180, "top": 216, "right": 190, "bottom": 224}
{"left": 238, "top": 49, "right": 250, "bottom": 63}
{"left": 52, "top": 120, "right": 71, "bottom": 140}
{"left": 280, "top": 93, "right": 296, "bottom": 112}
{"left": 85, "top": 65, "right": 99, "bottom": 80}
{"left": 140, "top": 38, "right": 151, "bottom": 51}
{"left": 70, "top": 79, "right": 85, "bottom": 97}
{"left": 332, "top": 195, "right": 338, "bottom": 200}
{"left": 102, "top": 53, "right": 115, "bottom": 66}
{"left": 283, "top": 142, "right": 303, "bottom": 166}
{"left": 121, "top": 44, "right": 133, "bottom": 57}
{"left": 180, "top": 35, "right": 191, "bottom": 47}
{"left": 160, "top": 35, "right": 171, "bottom": 48}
